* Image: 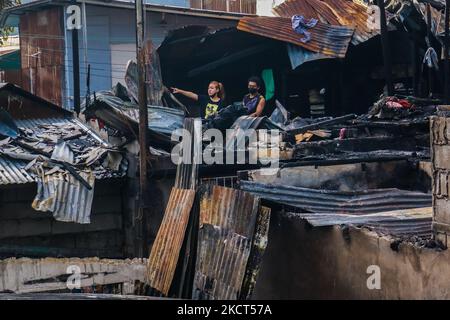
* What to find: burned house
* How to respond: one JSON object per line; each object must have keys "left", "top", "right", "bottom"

{"left": 0, "top": 83, "right": 136, "bottom": 259}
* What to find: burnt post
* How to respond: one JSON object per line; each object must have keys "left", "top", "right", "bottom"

{"left": 426, "top": 4, "right": 435, "bottom": 97}
{"left": 136, "top": 0, "right": 149, "bottom": 257}
{"left": 377, "top": 0, "right": 394, "bottom": 96}
{"left": 445, "top": 0, "right": 449, "bottom": 103}
{"left": 411, "top": 37, "right": 419, "bottom": 96}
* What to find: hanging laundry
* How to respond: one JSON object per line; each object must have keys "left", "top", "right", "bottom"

{"left": 423, "top": 47, "right": 439, "bottom": 71}
{"left": 291, "top": 15, "right": 318, "bottom": 43}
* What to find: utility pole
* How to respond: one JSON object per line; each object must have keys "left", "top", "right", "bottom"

{"left": 377, "top": 0, "right": 394, "bottom": 96}
{"left": 136, "top": 0, "right": 149, "bottom": 257}
{"left": 72, "top": 0, "right": 81, "bottom": 115}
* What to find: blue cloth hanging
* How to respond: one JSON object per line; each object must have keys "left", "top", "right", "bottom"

{"left": 291, "top": 15, "right": 318, "bottom": 43}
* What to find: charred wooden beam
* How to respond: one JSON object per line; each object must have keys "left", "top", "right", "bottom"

{"left": 377, "top": 0, "right": 394, "bottom": 96}
{"left": 287, "top": 113, "right": 357, "bottom": 135}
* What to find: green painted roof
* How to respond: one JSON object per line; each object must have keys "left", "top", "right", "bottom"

{"left": 0, "top": 49, "right": 20, "bottom": 70}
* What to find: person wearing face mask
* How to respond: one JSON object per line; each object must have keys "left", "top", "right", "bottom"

{"left": 243, "top": 76, "right": 266, "bottom": 117}
{"left": 171, "top": 81, "right": 226, "bottom": 119}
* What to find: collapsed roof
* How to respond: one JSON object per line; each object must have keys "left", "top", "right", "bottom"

{"left": 0, "top": 83, "right": 127, "bottom": 224}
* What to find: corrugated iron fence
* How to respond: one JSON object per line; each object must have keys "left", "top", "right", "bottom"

{"left": 193, "top": 184, "right": 270, "bottom": 300}
{"left": 190, "top": 0, "right": 256, "bottom": 14}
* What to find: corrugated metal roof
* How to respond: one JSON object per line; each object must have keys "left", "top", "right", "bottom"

{"left": 32, "top": 167, "right": 95, "bottom": 224}
{"left": 193, "top": 184, "right": 261, "bottom": 300}
{"left": 83, "top": 92, "right": 184, "bottom": 151}
{"left": 291, "top": 207, "right": 433, "bottom": 238}
{"left": 272, "top": 0, "right": 379, "bottom": 45}
{"left": 14, "top": 117, "right": 72, "bottom": 129}
{"left": 0, "top": 117, "right": 125, "bottom": 186}
{"left": 147, "top": 188, "right": 196, "bottom": 296}
{"left": 239, "top": 181, "right": 432, "bottom": 214}
{"left": 174, "top": 118, "right": 202, "bottom": 190}
{"left": 0, "top": 118, "right": 69, "bottom": 186}
{"left": 0, "top": 156, "right": 33, "bottom": 185}
{"left": 237, "top": 16, "right": 354, "bottom": 58}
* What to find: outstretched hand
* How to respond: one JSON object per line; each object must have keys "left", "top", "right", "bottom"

{"left": 171, "top": 87, "right": 181, "bottom": 94}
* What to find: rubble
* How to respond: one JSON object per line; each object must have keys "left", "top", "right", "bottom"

{"left": 0, "top": 257, "right": 148, "bottom": 294}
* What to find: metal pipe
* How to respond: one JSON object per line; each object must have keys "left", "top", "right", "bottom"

{"left": 377, "top": 0, "right": 394, "bottom": 96}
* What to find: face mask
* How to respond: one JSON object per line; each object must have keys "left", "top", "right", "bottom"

{"left": 248, "top": 87, "right": 258, "bottom": 94}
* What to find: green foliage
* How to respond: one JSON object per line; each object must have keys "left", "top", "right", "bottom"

{"left": 0, "top": 0, "right": 21, "bottom": 46}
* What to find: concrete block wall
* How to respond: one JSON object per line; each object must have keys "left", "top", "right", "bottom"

{"left": 431, "top": 116, "right": 450, "bottom": 246}
{"left": 0, "top": 179, "right": 127, "bottom": 259}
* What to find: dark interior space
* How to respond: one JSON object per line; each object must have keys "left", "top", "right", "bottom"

{"left": 158, "top": 26, "right": 440, "bottom": 120}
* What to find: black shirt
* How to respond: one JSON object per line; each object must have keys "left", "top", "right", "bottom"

{"left": 243, "top": 93, "right": 262, "bottom": 114}
{"left": 198, "top": 95, "right": 225, "bottom": 119}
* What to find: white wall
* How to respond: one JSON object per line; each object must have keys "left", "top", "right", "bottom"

{"left": 110, "top": 43, "right": 136, "bottom": 87}
{"left": 256, "top": 0, "right": 285, "bottom": 17}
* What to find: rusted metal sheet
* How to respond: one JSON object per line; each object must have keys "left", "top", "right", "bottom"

{"left": 272, "top": 0, "right": 378, "bottom": 45}
{"left": 19, "top": 7, "right": 64, "bottom": 106}
{"left": 147, "top": 188, "right": 196, "bottom": 296}
{"left": 237, "top": 16, "right": 354, "bottom": 58}
{"left": 0, "top": 83, "right": 70, "bottom": 119}
{"left": 0, "top": 70, "right": 22, "bottom": 86}
{"left": 0, "top": 156, "right": 33, "bottom": 185}
{"left": 198, "top": 185, "right": 259, "bottom": 235}
{"left": 190, "top": 0, "right": 257, "bottom": 14}
{"left": 240, "top": 205, "right": 271, "bottom": 300}
{"left": 239, "top": 180, "right": 431, "bottom": 214}
{"left": 193, "top": 184, "right": 261, "bottom": 300}
{"left": 174, "top": 118, "right": 201, "bottom": 190}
